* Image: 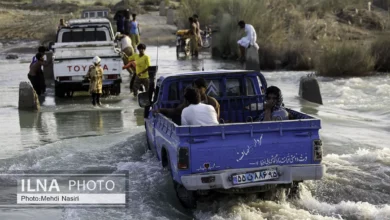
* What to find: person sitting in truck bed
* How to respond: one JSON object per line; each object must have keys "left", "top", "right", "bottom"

{"left": 257, "top": 86, "right": 289, "bottom": 121}
{"left": 57, "top": 18, "right": 68, "bottom": 32}
{"left": 153, "top": 77, "right": 220, "bottom": 125}
{"left": 193, "top": 78, "right": 220, "bottom": 119}
{"left": 181, "top": 87, "right": 219, "bottom": 126}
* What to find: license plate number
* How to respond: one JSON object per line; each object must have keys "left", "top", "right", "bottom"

{"left": 232, "top": 169, "right": 278, "bottom": 185}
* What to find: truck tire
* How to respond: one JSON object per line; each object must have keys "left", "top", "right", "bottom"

{"left": 287, "top": 181, "right": 301, "bottom": 200}
{"left": 145, "top": 129, "right": 152, "bottom": 151}
{"left": 66, "top": 91, "right": 74, "bottom": 97}
{"left": 55, "top": 85, "right": 65, "bottom": 98}
{"left": 174, "top": 182, "right": 197, "bottom": 209}
{"left": 110, "top": 83, "right": 121, "bottom": 96}
{"left": 166, "top": 156, "right": 197, "bottom": 209}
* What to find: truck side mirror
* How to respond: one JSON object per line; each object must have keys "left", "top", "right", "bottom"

{"left": 138, "top": 92, "right": 150, "bottom": 108}
{"left": 48, "top": 42, "right": 55, "bottom": 51}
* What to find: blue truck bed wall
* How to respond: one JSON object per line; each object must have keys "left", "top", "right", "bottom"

{"left": 146, "top": 71, "right": 323, "bottom": 185}
{"left": 151, "top": 109, "right": 321, "bottom": 183}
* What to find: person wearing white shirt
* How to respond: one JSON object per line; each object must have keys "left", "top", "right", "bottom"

{"left": 116, "top": 31, "right": 134, "bottom": 75}
{"left": 181, "top": 87, "right": 219, "bottom": 126}
{"left": 237, "top": 20, "right": 259, "bottom": 62}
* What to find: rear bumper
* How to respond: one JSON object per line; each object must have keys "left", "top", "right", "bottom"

{"left": 55, "top": 79, "right": 122, "bottom": 91}
{"left": 180, "top": 164, "right": 325, "bottom": 191}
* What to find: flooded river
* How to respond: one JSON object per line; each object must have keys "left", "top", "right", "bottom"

{"left": 0, "top": 44, "right": 389, "bottom": 220}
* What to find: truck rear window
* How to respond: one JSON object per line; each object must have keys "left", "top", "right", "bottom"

{"left": 62, "top": 30, "right": 107, "bottom": 42}
{"left": 226, "top": 79, "right": 242, "bottom": 96}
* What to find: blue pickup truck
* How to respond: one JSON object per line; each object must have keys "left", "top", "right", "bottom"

{"left": 138, "top": 70, "right": 325, "bottom": 209}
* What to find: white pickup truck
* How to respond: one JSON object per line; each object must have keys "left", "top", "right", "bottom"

{"left": 51, "top": 18, "right": 122, "bottom": 97}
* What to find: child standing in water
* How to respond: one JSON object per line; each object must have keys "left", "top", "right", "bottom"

{"left": 85, "top": 56, "right": 104, "bottom": 106}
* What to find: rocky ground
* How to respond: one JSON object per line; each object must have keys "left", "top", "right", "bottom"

{"left": 0, "top": 0, "right": 177, "bottom": 53}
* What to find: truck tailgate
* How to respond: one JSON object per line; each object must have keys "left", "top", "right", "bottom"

{"left": 54, "top": 57, "right": 122, "bottom": 77}
{"left": 54, "top": 46, "right": 119, "bottom": 59}
{"left": 187, "top": 120, "right": 321, "bottom": 173}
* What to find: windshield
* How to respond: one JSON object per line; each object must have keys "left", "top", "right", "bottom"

{"left": 60, "top": 27, "right": 110, "bottom": 42}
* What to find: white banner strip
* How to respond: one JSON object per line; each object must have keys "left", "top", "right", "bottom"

{"left": 17, "top": 194, "right": 125, "bottom": 204}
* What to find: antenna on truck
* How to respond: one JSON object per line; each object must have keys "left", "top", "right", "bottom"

{"left": 156, "top": 37, "right": 159, "bottom": 67}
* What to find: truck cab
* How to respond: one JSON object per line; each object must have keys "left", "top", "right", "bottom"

{"left": 52, "top": 18, "right": 122, "bottom": 97}
{"left": 139, "top": 70, "right": 325, "bottom": 209}
{"left": 81, "top": 8, "right": 110, "bottom": 19}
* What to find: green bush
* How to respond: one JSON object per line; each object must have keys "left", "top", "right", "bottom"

{"left": 94, "top": 1, "right": 104, "bottom": 6}
{"left": 143, "top": 0, "right": 160, "bottom": 6}
{"left": 315, "top": 42, "right": 375, "bottom": 76}
{"left": 371, "top": 36, "right": 390, "bottom": 72}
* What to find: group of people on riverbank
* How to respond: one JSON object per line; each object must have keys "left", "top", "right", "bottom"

{"left": 114, "top": 10, "right": 141, "bottom": 51}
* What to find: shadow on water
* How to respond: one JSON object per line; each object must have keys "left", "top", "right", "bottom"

{"left": 17, "top": 108, "right": 129, "bottom": 149}
{"left": 133, "top": 108, "right": 145, "bottom": 126}
{"left": 298, "top": 98, "right": 320, "bottom": 116}
{"left": 53, "top": 109, "right": 125, "bottom": 137}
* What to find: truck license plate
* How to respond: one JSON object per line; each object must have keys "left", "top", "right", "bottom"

{"left": 232, "top": 168, "right": 278, "bottom": 185}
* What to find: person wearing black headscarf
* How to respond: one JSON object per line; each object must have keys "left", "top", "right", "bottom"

{"left": 258, "top": 86, "right": 289, "bottom": 121}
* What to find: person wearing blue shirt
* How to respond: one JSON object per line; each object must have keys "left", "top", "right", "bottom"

{"left": 130, "top": 14, "right": 140, "bottom": 52}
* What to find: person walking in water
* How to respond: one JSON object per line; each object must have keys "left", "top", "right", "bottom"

{"left": 192, "top": 14, "right": 203, "bottom": 47}
{"left": 28, "top": 53, "right": 47, "bottom": 96}
{"left": 116, "top": 31, "right": 134, "bottom": 74}
{"left": 188, "top": 17, "right": 199, "bottom": 57}
{"left": 237, "top": 20, "right": 259, "bottom": 62}
{"left": 30, "top": 46, "right": 47, "bottom": 94}
{"left": 130, "top": 14, "right": 140, "bottom": 53}
{"left": 85, "top": 56, "right": 104, "bottom": 106}
{"left": 122, "top": 43, "right": 150, "bottom": 97}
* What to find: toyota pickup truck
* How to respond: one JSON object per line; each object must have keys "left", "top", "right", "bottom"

{"left": 138, "top": 70, "right": 325, "bottom": 209}
{"left": 51, "top": 18, "right": 122, "bottom": 97}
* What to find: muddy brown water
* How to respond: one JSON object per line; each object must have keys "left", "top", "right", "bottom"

{"left": 0, "top": 45, "right": 389, "bottom": 220}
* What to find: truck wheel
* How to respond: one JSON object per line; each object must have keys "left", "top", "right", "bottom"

{"left": 55, "top": 85, "right": 65, "bottom": 98}
{"left": 287, "top": 181, "right": 301, "bottom": 200}
{"left": 166, "top": 156, "right": 197, "bottom": 209}
{"left": 110, "top": 83, "right": 121, "bottom": 96}
{"left": 145, "top": 129, "right": 151, "bottom": 151}
{"left": 66, "top": 91, "right": 73, "bottom": 97}
{"left": 176, "top": 46, "right": 180, "bottom": 58}
{"left": 174, "top": 182, "right": 197, "bottom": 209}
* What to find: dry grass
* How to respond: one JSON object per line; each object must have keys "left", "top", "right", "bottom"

{"left": 371, "top": 35, "right": 390, "bottom": 72}
{"left": 177, "top": 0, "right": 389, "bottom": 73}
{"left": 315, "top": 42, "right": 375, "bottom": 76}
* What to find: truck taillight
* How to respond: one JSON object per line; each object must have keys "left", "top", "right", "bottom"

{"left": 313, "top": 139, "right": 323, "bottom": 161}
{"left": 178, "top": 147, "right": 189, "bottom": 170}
